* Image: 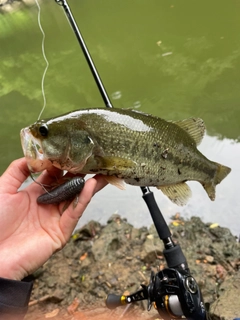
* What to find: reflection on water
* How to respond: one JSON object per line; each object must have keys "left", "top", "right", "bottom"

{"left": 1, "top": 1, "right": 240, "bottom": 234}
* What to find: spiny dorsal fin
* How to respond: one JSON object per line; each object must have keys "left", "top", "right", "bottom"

{"left": 157, "top": 182, "right": 192, "bottom": 206}
{"left": 172, "top": 118, "right": 206, "bottom": 145}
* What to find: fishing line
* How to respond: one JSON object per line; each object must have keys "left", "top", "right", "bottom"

{"left": 34, "top": 0, "right": 49, "bottom": 120}
{"left": 29, "top": 172, "right": 51, "bottom": 193}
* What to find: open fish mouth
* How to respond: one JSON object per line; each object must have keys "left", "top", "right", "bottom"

{"left": 20, "top": 128, "right": 52, "bottom": 172}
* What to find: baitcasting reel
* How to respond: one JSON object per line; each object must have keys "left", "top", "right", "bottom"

{"left": 106, "top": 187, "right": 209, "bottom": 319}
{"left": 106, "top": 267, "right": 206, "bottom": 320}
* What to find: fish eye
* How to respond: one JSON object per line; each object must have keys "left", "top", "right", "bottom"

{"left": 39, "top": 124, "right": 48, "bottom": 137}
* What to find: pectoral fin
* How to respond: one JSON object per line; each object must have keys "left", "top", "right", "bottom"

{"left": 157, "top": 182, "right": 192, "bottom": 206}
{"left": 172, "top": 118, "right": 205, "bottom": 145}
{"left": 96, "top": 156, "right": 137, "bottom": 171}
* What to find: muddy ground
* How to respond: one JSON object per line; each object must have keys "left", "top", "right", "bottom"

{"left": 25, "top": 214, "right": 240, "bottom": 320}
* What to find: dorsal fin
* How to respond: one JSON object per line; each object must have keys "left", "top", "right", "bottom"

{"left": 172, "top": 118, "right": 206, "bottom": 145}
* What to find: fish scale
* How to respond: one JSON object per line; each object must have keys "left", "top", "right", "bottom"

{"left": 20, "top": 108, "right": 231, "bottom": 206}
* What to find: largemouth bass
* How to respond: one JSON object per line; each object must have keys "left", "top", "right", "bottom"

{"left": 20, "top": 108, "right": 231, "bottom": 206}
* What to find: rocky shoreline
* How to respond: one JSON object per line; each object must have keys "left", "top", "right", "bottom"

{"left": 25, "top": 214, "right": 239, "bottom": 320}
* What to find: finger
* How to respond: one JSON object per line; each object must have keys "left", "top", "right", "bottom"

{"left": 62, "top": 172, "right": 86, "bottom": 179}
{"left": 59, "top": 175, "right": 108, "bottom": 240}
{"left": 92, "top": 175, "right": 109, "bottom": 194}
{"left": 0, "top": 158, "right": 30, "bottom": 194}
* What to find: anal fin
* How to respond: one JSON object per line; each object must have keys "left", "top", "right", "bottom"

{"left": 157, "top": 182, "right": 192, "bottom": 206}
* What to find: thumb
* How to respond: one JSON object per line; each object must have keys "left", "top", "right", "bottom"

{"left": 0, "top": 158, "right": 30, "bottom": 194}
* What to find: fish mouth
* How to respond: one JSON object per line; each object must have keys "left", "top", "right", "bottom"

{"left": 20, "top": 127, "right": 52, "bottom": 173}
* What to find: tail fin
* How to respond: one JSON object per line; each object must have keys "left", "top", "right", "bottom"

{"left": 202, "top": 163, "right": 231, "bottom": 201}
{"left": 214, "top": 163, "right": 231, "bottom": 185}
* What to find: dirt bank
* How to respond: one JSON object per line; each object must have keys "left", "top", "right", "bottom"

{"left": 25, "top": 214, "right": 240, "bottom": 320}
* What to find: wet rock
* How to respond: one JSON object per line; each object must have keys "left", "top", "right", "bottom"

{"left": 140, "top": 224, "right": 164, "bottom": 263}
{"left": 210, "top": 273, "right": 240, "bottom": 320}
{"left": 205, "top": 255, "right": 214, "bottom": 263}
{"left": 80, "top": 256, "right": 92, "bottom": 268}
{"left": 71, "top": 271, "right": 80, "bottom": 280}
{"left": 73, "top": 220, "right": 102, "bottom": 241}
{"left": 45, "top": 276, "right": 58, "bottom": 288}
{"left": 91, "top": 214, "right": 133, "bottom": 261}
{"left": 141, "top": 234, "right": 164, "bottom": 263}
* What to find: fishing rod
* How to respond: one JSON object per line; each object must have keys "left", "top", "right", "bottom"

{"left": 55, "top": 0, "right": 113, "bottom": 109}
{"left": 55, "top": 1, "right": 209, "bottom": 319}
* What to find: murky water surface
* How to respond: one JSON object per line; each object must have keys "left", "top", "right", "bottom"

{"left": 1, "top": 1, "right": 240, "bottom": 234}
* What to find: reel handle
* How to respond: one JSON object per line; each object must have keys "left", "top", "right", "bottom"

{"left": 105, "top": 294, "right": 126, "bottom": 309}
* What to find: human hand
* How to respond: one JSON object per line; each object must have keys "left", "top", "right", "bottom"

{"left": 0, "top": 158, "right": 108, "bottom": 281}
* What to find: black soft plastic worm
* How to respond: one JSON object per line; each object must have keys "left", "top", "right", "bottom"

{"left": 37, "top": 177, "right": 85, "bottom": 204}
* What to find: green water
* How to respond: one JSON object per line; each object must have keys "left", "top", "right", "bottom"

{"left": 1, "top": 1, "right": 240, "bottom": 234}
